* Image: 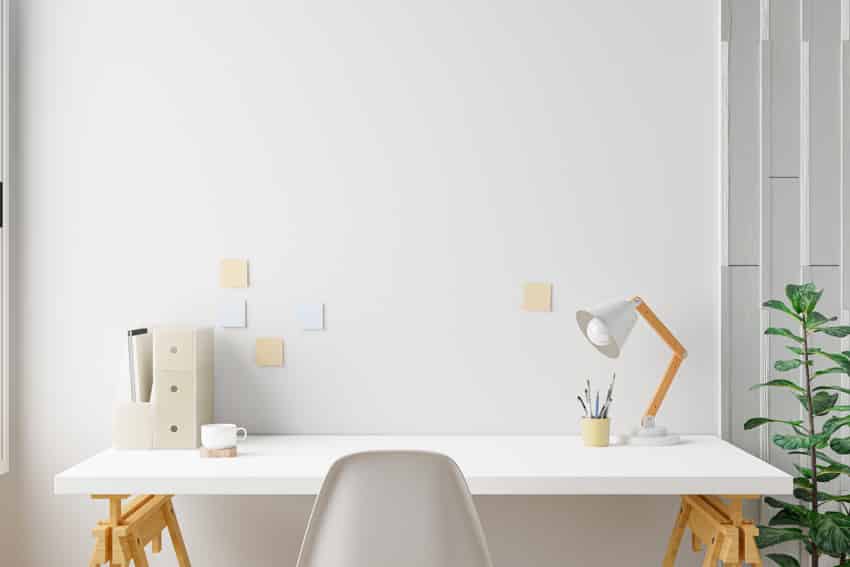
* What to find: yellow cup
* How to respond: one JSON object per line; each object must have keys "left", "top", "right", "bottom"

{"left": 581, "top": 418, "right": 610, "bottom": 447}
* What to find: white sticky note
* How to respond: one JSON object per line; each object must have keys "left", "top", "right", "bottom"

{"left": 297, "top": 303, "right": 324, "bottom": 331}
{"left": 218, "top": 298, "right": 247, "bottom": 328}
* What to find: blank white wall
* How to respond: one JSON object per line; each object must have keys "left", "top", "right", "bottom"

{"left": 6, "top": 1, "right": 716, "bottom": 565}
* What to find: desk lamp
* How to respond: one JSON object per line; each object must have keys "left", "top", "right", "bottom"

{"left": 576, "top": 297, "right": 687, "bottom": 446}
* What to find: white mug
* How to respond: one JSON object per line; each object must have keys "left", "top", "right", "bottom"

{"left": 201, "top": 423, "right": 247, "bottom": 450}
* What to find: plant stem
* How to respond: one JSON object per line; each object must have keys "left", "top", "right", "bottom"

{"left": 803, "top": 318, "right": 819, "bottom": 567}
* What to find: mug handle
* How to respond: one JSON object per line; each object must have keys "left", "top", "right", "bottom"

{"left": 236, "top": 427, "right": 248, "bottom": 442}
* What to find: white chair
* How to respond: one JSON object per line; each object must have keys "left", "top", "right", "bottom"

{"left": 295, "top": 450, "right": 494, "bottom": 567}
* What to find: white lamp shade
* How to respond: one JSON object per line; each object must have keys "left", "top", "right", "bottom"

{"left": 576, "top": 299, "right": 639, "bottom": 358}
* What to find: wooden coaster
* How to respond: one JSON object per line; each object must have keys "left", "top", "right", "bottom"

{"left": 200, "top": 446, "right": 237, "bottom": 458}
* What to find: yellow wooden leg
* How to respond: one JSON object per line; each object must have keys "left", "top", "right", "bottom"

{"left": 741, "top": 523, "right": 761, "bottom": 565}
{"left": 89, "top": 524, "right": 110, "bottom": 566}
{"left": 718, "top": 526, "right": 739, "bottom": 565}
{"left": 663, "top": 501, "right": 692, "bottom": 567}
{"left": 702, "top": 532, "right": 724, "bottom": 567}
{"left": 88, "top": 495, "right": 191, "bottom": 567}
{"left": 164, "top": 499, "right": 192, "bottom": 567}
{"left": 118, "top": 530, "right": 151, "bottom": 567}
{"left": 667, "top": 495, "right": 762, "bottom": 566}
{"left": 692, "top": 532, "right": 702, "bottom": 552}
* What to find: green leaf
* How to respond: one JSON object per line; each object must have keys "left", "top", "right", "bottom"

{"left": 773, "top": 435, "right": 808, "bottom": 450}
{"left": 794, "top": 487, "right": 815, "bottom": 501}
{"left": 809, "top": 450, "right": 850, "bottom": 473}
{"left": 812, "top": 512, "right": 850, "bottom": 556}
{"left": 793, "top": 464, "right": 812, "bottom": 478}
{"left": 822, "top": 415, "right": 850, "bottom": 436}
{"left": 814, "top": 467, "right": 841, "bottom": 482}
{"left": 775, "top": 359, "right": 803, "bottom": 372}
{"left": 787, "top": 345, "right": 822, "bottom": 356}
{"left": 814, "top": 367, "right": 846, "bottom": 378}
{"left": 817, "top": 351, "right": 850, "bottom": 371}
{"left": 793, "top": 465, "right": 841, "bottom": 483}
{"left": 807, "top": 311, "right": 837, "bottom": 329}
{"left": 814, "top": 392, "right": 839, "bottom": 414}
{"left": 774, "top": 433, "right": 827, "bottom": 450}
{"left": 817, "top": 326, "right": 850, "bottom": 338}
{"left": 764, "top": 497, "right": 811, "bottom": 527}
{"left": 821, "top": 493, "right": 850, "bottom": 503}
{"left": 766, "top": 554, "right": 800, "bottom": 567}
{"left": 786, "top": 284, "right": 806, "bottom": 313}
{"left": 797, "top": 391, "right": 839, "bottom": 416}
{"left": 814, "top": 385, "right": 850, "bottom": 395}
{"left": 756, "top": 526, "right": 806, "bottom": 548}
{"left": 745, "top": 417, "right": 803, "bottom": 430}
{"left": 751, "top": 379, "right": 805, "bottom": 393}
{"left": 821, "top": 351, "right": 850, "bottom": 364}
{"left": 769, "top": 508, "right": 806, "bottom": 527}
{"left": 763, "top": 299, "right": 802, "bottom": 320}
{"left": 766, "top": 327, "right": 804, "bottom": 344}
{"left": 789, "top": 486, "right": 850, "bottom": 504}
{"left": 800, "top": 286, "right": 823, "bottom": 315}
{"left": 831, "top": 437, "right": 850, "bottom": 454}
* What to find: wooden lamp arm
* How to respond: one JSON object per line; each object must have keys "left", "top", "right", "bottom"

{"left": 631, "top": 297, "right": 688, "bottom": 422}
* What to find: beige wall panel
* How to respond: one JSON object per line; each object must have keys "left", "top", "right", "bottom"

{"left": 808, "top": 1, "right": 842, "bottom": 265}
{"left": 767, "top": 179, "right": 802, "bottom": 476}
{"left": 726, "top": 267, "right": 762, "bottom": 457}
{"left": 728, "top": 0, "right": 762, "bottom": 265}
{"left": 769, "top": 0, "right": 801, "bottom": 178}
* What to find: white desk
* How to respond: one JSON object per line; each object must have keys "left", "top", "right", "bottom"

{"left": 55, "top": 435, "right": 791, "bottom": 567}
{"left": 55, "top": 434, "right": 790, "bottom": 496}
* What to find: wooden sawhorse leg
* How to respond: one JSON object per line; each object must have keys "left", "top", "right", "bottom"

{"left": 89, "top": 494, "right": 191, "bottom": 567}
{"left": 663, "top": 495, "right": 761, "bottom": 566}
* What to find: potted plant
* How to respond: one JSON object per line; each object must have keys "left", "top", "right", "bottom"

{"left": 746, "top": 283, "right": 850, "bottom": 566}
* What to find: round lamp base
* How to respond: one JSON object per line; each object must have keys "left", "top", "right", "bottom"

{"left": 629, "top": 422, "right": 681, "bottom": 446}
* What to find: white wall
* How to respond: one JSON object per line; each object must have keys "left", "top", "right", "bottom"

{"left": 4, "top": 1, "right": 716, "bottom": 565}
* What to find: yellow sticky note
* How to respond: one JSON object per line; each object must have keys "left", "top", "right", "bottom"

{"left": 255, "top": 338, "right": 284, "bottom": 367}
{"left": 522, "top": 282, "right": 552, "bottom": 312}
{"left": 220, "top": 259, "right": 249, "bottom": 288}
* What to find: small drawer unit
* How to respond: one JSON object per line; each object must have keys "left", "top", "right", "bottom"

{"left": 151, "top": 327, "right": 214, "bottom": 449}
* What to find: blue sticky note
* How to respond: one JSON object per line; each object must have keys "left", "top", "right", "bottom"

{"left": 297, "top": 303, "right": 324, "bottom": 331}
{"left": 218, "top": 298, "right": 247, "bottom": 328}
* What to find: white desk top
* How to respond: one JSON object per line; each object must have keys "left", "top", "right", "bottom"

{"left": 54, "top": 435, "right": 792, "bottom": 496}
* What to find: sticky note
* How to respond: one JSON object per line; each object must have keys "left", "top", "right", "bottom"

{"left": 522, "top": 282, "right": 552, "bottom": 312}
{"left": 218, "top": 298, "right": 246, "bottom": 328}
{"left": 297, "top": 303, "right": 324, "bottom": 331}
{"left": 256, "top": 338, "right": 284, "bottom": 367}
{"left": 220, "top": 259, "right": 249, "bottom": 288}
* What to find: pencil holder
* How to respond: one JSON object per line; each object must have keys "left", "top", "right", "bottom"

{"left": 581, "top": 418, "right": 610, "bottom": 447}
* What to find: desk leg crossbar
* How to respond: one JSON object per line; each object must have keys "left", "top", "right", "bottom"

{"left": 89, "top": 494, "right": 191, "bottom": 567}
{"left": 85, "top": 492, "right": 755, "bottom": 566}
{"left": 664, "top": 495, "right": 761, "bottom": 566}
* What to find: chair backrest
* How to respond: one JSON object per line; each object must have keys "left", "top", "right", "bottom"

{"left": 296, "top": 450, "right": 494, "bottom": 567}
